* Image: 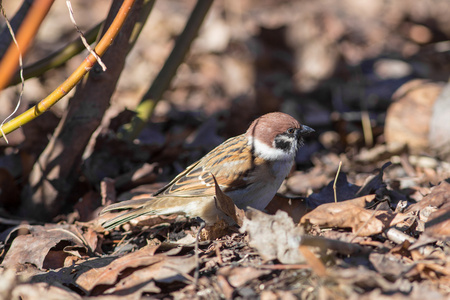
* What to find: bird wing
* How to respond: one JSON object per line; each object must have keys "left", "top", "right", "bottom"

{"left": 154, "top": 134, "right": 262, "bottom": 198}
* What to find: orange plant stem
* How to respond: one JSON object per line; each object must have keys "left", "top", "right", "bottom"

{"left": 0, "top": 0, "right": 54, "bottom": 91}
{"left": 0, "top": 0, "right": 136, "bottom": 138}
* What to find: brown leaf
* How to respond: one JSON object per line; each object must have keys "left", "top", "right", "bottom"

{"left": 2, "top": 225, "right": 91, "bottom": 270}
{"left": 211, "top": 174, "right": 243, "bottom": 226}
{"left": 301, "top": 195, "right": 410, "bottom": 236}
{"left": 76, "top": 245, "right": 161, "bottom": 291}
{"left": 240, "top": 209, "right": 305, "bottom": 264}
{"left": 424, "top": 204, "right": 450, "bottom": 241}
{"left": 385, "top": 79, "right": 444, "bottom": 153}
{"left": 406, "top": 180, "right": 450, "bottom": 213}
{"left": 74, "top": 244, "right": 197, "bottom": 296}
{"left": 102, "top": 256, "right": 195, "bottom": 296}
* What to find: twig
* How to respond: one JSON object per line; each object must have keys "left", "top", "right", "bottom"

{"left": 8, "top": 22, "right": 102, "bottom": 86}
{"left": 65, "top": 0, "right": 106, "bottom": 71}
{"left": 111, "top": 234, "right": 129, "bottom": 256}
{"left": 361, "top": 109, "right": 373, "bottom": 147}
{"left": 0, "top": 0, "right": 136, "bottom": 138}
{"left": 194, "top": 220, "right": 206, "bottom": 288}
{"left": 333, "top": 161, "right": 342, "bottom": 203}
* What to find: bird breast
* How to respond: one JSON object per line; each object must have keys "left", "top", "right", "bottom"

{"left": 227, "top": 157, "right": 294, "bottom": 211}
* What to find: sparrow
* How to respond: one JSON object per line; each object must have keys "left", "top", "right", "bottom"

{"left": 101, "top": 112, "right": 314, "bottom": 229}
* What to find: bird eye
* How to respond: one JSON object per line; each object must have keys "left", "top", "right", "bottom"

{"left": 287, "top": 128, "right": 295, "bottom": 134}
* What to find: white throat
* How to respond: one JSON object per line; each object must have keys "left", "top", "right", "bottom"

{"left": 248, "top": 136, "right": 296, "bottom": 161}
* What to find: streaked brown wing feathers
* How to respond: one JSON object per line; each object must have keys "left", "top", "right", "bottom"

{"left": 154, "top": 134, "right": 257, "bottom": 197}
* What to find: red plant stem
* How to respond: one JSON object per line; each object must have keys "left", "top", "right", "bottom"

{"left": 0, "top": 0, "right": 54, "bottom": 91}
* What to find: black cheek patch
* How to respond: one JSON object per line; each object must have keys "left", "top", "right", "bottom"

{"left": 274, "top": 137, "right": 292, "bottom": 152}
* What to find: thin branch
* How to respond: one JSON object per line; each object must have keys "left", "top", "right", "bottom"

{"left": 65, "top": 0, "right": 106, "bottom": 71}
{"left": 8, "top": 22, "right": 102, "bottom": 86}
{"left": 333, "top": 161, "right": 342, "bottom": 203}
{"left": 194, "top": 221, "right": 206, "bottom": 288}
{"left": 0, "top": 0, "right": 137, "bottom": 138}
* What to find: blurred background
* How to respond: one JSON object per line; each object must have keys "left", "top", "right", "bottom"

{"left": 1, "top": 0, "right": 450, "bottom": 218}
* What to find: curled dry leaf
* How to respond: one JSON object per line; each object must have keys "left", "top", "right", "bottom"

{"left": 385, "top": 79, "right": 444, "bottom": 154}
{"left": 211, "top": 174, "right": 244, "bottom": 226}
{"left": 424, "top": 203, "right": 450, "bottom": 241}
{"left": 405, "top": 181, "right": 450, "bottom": 213}
{"left": 240, "top": 209, "right": 305, "bottom": 264}
{"left": 300, "top": 195, "right": 411, "bottom": 236}
{"left": 2, "top": 225, "right": 94, "bottom": 270}
{"left": 406, "top": 181, "right": 450, "bottom": 245}
{"left": 102, "top": 256, "right": 196, "bottom": 296}
{"left": 75, "top": 245, "right": 161, "bottom": 292}
{"left": 72, "top": 244, "right": 196, "bottom": 296}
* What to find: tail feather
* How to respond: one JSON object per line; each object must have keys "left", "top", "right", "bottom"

{"left": 101, "top": 207, "right": 151, "bottom": 230}
{"left": 100, "top": 197, "right": 184, "bottom": 230}
{"left": 100, "top": 196, "right": 211, "bottom": 229}
{"left": 100, "top": 198, "right": 152, "bottom": 215}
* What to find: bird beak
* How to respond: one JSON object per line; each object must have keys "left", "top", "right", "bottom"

{"left": 299, "top": 125, "right": 314, "bottom": 136}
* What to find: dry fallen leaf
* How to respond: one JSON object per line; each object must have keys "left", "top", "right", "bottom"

{"left": 385, "top": 79, "right": 444, "bottom": 153}
{"left": 240, "top": 209, "right": 305, "bottom": 264}
{"left": 102, "top": 255, "right": 196, "bottom": 296}
{"left": 211, "top": 174, "right": 242, "bottom": 226}
{"left": 424, "top": 203, "right": 450, "bottom": 241}
{"left": 71, "top": 244, "right": 197, "bottom": 296}
{"left": 406, "top": 181, "right": 450, "bottom": 245}
{"left": 301, "top": 195, "right": 410, "bottom": 236}
{"left": 2, "top": 225, "right": 93, "bottom": 270}
{"left": 75, "top": 245, "right": 161, "bottom": 292}
{"left": 406, "top": 180, "right": 450, "bottom": 213}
